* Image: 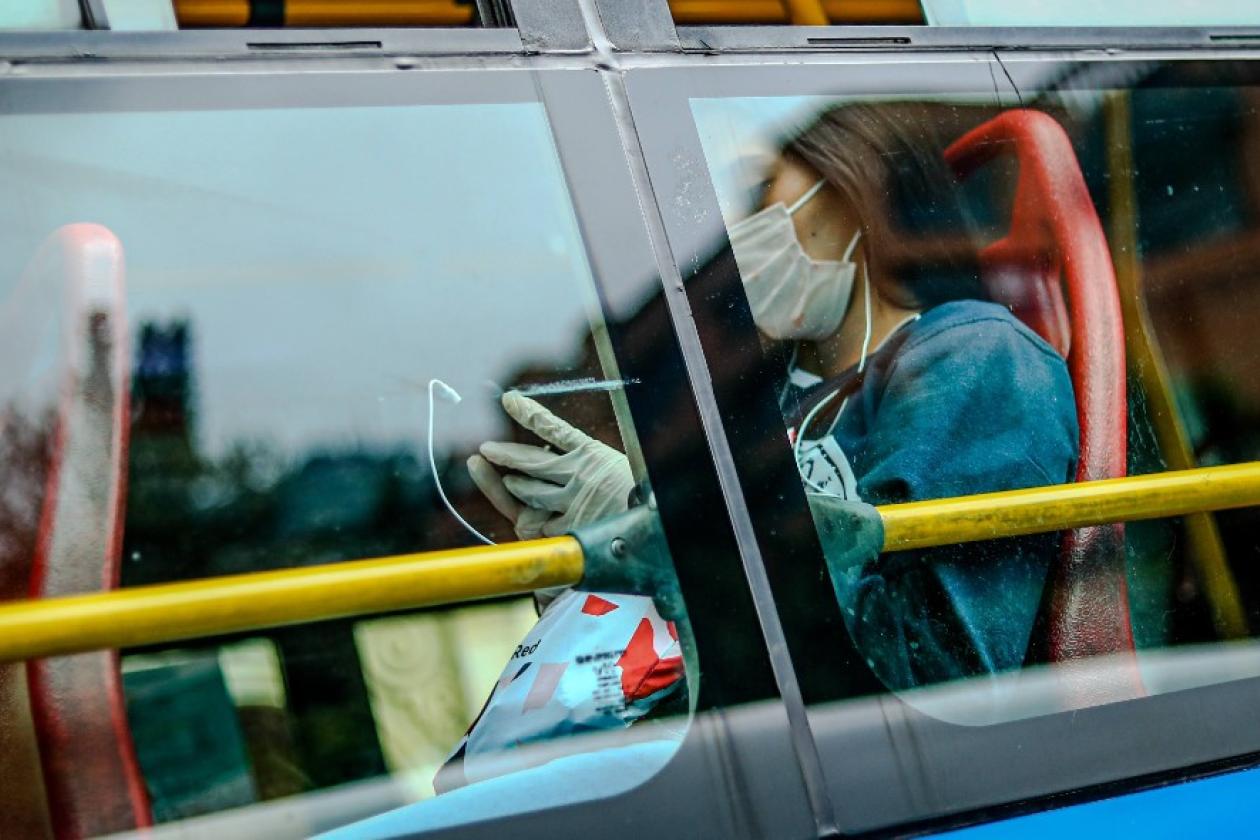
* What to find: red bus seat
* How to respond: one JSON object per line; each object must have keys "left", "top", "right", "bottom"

{"left": 945, "top": 111, "right": 1144, "bottom": 704}
{"left": 23, "top": 225, "right": 151, "bottom": 837}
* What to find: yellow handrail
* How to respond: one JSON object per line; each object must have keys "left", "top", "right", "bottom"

{"left": 1, "top": 463, "right": 1258, "bottom": 662}
{"left": 0, "top": 538, "right": 582, "bottom": 663}
{"left": 881, "top": 461, "right": 1260, "bottom": 551}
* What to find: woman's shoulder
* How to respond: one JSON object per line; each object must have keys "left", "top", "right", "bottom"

{"left": 877, "top": 298, "right": 1074, "bottom": 415}
{"left": 900, "top": 298, "right": 1064, "bottom": 367}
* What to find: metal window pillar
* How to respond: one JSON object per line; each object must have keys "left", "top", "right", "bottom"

{"left": 507, "top": 0, "right": 681, "bottom": 53}
{"left": 78, "top": 0, "right": 111, "bottom": 30}
{"left": 474, "top": 0, "right": 516, "bottom": 28}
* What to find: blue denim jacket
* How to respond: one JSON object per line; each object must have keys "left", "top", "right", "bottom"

{"left": 784, "top": 299, "right": 1080, "bottom": 690}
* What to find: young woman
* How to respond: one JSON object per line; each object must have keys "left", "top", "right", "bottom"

{"left": 733, "top": 104, "right": 1079, "bottom": 690}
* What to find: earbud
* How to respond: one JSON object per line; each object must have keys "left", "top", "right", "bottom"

{"left": 431, "top": 379, "right": 462, "bottom": 404}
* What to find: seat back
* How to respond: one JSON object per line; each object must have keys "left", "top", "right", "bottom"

{"left": 21, "top": 225, "right": 150, "bottom": 837}
{"left": 945, "top": 111, "right": 1143, "bottom": 702}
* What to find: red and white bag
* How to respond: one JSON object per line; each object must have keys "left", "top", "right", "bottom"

{"left": 435, "top": 590, "right": 684, "bottom": 792}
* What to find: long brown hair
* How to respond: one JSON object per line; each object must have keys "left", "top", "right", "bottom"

{"left": 785, "top": 102, "right": 985, "bottom": 308}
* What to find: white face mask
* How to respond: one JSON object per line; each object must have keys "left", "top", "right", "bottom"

{"left": 728, "top": 178, "right": 862, "bottom": 341}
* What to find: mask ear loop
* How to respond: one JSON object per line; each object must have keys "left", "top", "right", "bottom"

{"left": 793, "top": 243, "right": 873, "bottom": 494}
{"left": 855, "top": 252, "right": 874, "bottom": 375}
{"left": 786, "top": 179, "right": 828, "bottom": 215}
{"left": 428, "top": 378, "right": 495, "bottom": 546}
{"left": 840, "top": 227, "right": 863, "bottom": 265}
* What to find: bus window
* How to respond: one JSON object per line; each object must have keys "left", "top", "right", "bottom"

{"left": 0, "top": 70, "right": 701, "bottom": 837}
{"left": 669, "top": 0, "right": 924, "bottom": 26}
{"left": 663, "top": 0, "right": 1258, "bottom": 27}
{"left": 171, "top": 1, "right": 494, "bottom": 28}
{"left": 625, "top": 56, "right": 1260, "bottom": 834}
{"left": 920, "top": 0, "right": 1260, "bottom": 26}
{"left": 0, "top": 0, "right": 515, "bottom": 30}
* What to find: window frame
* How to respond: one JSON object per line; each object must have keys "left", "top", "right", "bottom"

{"left": 10, "top": 5, "right": 1260, "bottom": 833}
{"left": 0, "top": 26, "right": 525, "bottom": 58}
{"left": 580, "top": 0, "right": 1260, "bottom": 53}
{"left": 673, "top": 24, "right": 1260, "bottom": 52}
{"left": 10, "top": 0, "right": 1260, "bottom": 59}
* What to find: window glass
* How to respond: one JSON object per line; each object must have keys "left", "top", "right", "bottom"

{"left": 690, "top": 77, "right": 1260, "bottom": 713}
{"left": 668, "top": 0, "right": 1260, "bottom": 27}
{"left": 98, "top": 0, "right": 180, "bottom": 31}
{"left": 623, "top": 57, "right": 1260, "bottom": 832}
{"left": 171, "top": 1, "right": 485, "bottom": 28}
{"left": 0, "top": 81, "right": 692, "bottom": 837}
{"left": 0, "top": 0, "right": 510, "bottom": 30}
{"left": 0, "top": 0, "right": 81, "bottom": 29}
{"left": 669, "top": 0, "right": 923, "bottom": 26}
{"left": 921, "top": 0, "right": 1260, "bottom": 26}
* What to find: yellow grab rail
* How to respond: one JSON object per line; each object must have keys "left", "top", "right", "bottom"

{"left": 880, "top": 462, "right": 1260, "bottom": 551}
{"left": 1, "top": 463, "right": 1258, "bottom": 662}
{"left": 0, "top": 538, "right": 582, "bottom": 663}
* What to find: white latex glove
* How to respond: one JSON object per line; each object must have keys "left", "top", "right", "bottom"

{"left": 466, "top": 453, "right": 553, "bottom": 540}
{"left": 470, "top": 391, "right": 634, "bottom": 539}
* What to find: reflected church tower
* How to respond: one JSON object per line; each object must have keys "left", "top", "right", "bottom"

{"left": 132, "top": 320, "right": 195, "bottom": 449}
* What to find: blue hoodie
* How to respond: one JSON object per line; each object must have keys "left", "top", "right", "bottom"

{"left": 782, "top": 299, "right": 1080, "bottom": 690}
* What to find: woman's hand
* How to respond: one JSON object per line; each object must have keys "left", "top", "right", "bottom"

{"left": 468, "top": 392, "right": 634, "bottom": 540}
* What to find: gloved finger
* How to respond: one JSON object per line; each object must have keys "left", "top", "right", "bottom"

{"left": 502, "top": 391, "right": 592, "bottom": 453}
{"left": 480, "top": 440, "right": 574, "bottom": 483}
{"left": 541, "top": 516, "right": 574, "bottom": 538}
{"left": 467, "top": 454, "right": 521, "bottom": 522}
{"left": 513, "top": 506, "right": 553, "bottom": 541}
{"left": 503, "top": 474, "right": 575, "bottom": 514}
{"left": 479, "top": 440, "right": 557, "bottom": 472}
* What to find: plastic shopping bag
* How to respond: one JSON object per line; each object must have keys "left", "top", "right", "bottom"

{"left": 434, "top": 590, "right": 684, "bottom": 792}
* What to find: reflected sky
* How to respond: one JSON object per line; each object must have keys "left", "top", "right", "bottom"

{"left": 691, "top": 94, "right": 998, "bottom": 228}
{"left": 691, "top": 95, "right": 822, "bottom": 227}
{"left": 0, "top": 102, "right": 600, "bottom": 459}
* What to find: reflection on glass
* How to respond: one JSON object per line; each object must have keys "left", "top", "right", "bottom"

{"left": 697, "top": 98, "right": 1078, "bottom": 696}
{"left": 691, "top": 75, "right": 1260, "bottom": 720}
{"left": 0, "top": 99, "right": 686, "bottom": 836}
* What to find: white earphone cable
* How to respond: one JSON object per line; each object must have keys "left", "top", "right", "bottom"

{"left": 428, "top": 378, "right": 495, "bottom": 546}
